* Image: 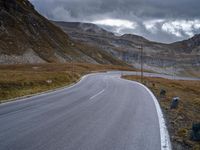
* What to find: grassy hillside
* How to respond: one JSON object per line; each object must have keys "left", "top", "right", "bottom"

{"left": 0, "top": 0, "right": 73, "bottom": 61}
{"left": 0, "top": 0, "right": 127, "bottom": 65}
{"left": 0, "top": 63, "right": 134, "bottom": 102}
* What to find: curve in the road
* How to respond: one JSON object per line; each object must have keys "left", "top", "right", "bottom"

{"left": 0, "top": 72, "right": 172, "bottom": 150}
{"left": 123, "top": 79, "right": 171, "bottom": 150}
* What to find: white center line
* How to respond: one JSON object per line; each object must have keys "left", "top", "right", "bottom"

{"left": 89, "top": 89, "right": 105, "bottom": 100}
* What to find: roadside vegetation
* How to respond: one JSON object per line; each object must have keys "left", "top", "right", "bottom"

{"left": 0, "top": 63, "right": 134, "bottom": 102}
{"left": 123, "top": 75, "right": 200, "bottom": 150}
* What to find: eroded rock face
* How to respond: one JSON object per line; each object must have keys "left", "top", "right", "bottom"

{"left": 54, "top": 21, "right": 200, "bottom": 76}
{"left": 0, "top": 0, "right": 125, "bottom": 65}
{"left": 188, "top": 34, "right": 200, "bottom": 48}
{"left": 172, "top": 34, "right": 200, "bottom": 53}
{"left": 0, "top": 0, "right": 34, "bottom": 13}
{"left": 0, "top": 49, "right": 46, "bottom": 64}
{"left": 0, "top": 0, "right": 79, "bottom": 63}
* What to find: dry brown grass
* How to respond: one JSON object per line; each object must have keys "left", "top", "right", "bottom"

{"left": 0, "top": 63, "right": 134, "bottom": 73}
{"left": 179, "top": 67, "right": 200, "bottom": 78}
{"left": 123, "top": 75, "right": 200, "bottom": 150}
{"left": 0, "top": 63, "right": 134, "bottom": 102}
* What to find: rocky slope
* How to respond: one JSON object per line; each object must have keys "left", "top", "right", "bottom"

{"left": 54, "top": 21, "right": 114, "bottom": 37}
{"left": 54, "top": 21, "right": 200, "bottom": 77}
{"left": 0, "top": 0, "right": 126, "bottom": 66}
{"left": 172, "top": 34, "right": 200, "bottom": 52}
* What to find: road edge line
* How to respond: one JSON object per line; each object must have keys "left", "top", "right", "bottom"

{"left": 123, "top": 79, "right": 172, "bottom": 150}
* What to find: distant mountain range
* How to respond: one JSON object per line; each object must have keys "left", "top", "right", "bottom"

{"left": 54, "top": 21, "right": 200, "bottom": 77}
{"left": 0, "top": 0, "right": 199, "bottom": 77}
{"left": 0, "top": 0, "right": 126, "bottom": 66}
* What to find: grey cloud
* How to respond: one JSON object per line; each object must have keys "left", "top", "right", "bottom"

{"left": 30, "top": 0, "right": 200, "bottom": 43}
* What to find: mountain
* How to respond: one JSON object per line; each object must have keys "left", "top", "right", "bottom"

{"left": 53, "top": 21, "right": 114, "bottom": 37}
{"left": 54, "top": 21, "right": 200, "bottom": 77}
{"left": 0, "top": 0, "right": 126, "bottom": 66}
{"left": 121, "top": 34, "right": 150, "bottom": 44}
{"left": 0, "top": 0, "right": 198, "bottom": 77}
{"left": 171, "top": 34, "right": 200, "bottom": 53}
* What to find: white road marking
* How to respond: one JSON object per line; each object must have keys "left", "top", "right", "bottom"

{"left": 140, "top": 83, "right": 171, "bottom": 150}
{"left": 90, "top": 89, "right": 105, "bottom": 100}
{"left": 124, "top": 79, "right": 172, "bottom": 150}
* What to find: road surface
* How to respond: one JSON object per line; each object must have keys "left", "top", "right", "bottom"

{"left": 0, "top": 72, "right": 170, "bottom": 150}
{"left": 108, "top": 71, "right": 200, "bottom": 81}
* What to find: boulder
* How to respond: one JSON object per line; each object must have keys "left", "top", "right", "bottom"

{"left": 191, "top": 123, "right": 200, "bottom": 141}
{"left": 170, "top": 97, "right": 180, "bottom": 109}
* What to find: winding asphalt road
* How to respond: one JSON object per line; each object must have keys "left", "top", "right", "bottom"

{"left": 0, "top": 72, "right": 171, "bottom": 150}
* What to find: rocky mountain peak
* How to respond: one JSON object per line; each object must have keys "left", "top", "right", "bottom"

{"left": 53, "top": 21, "right": 114, "bottom": 37}
{"left": 172, "top": 33, "right": 200, "bottom": 51}
{"left": 188, "top": 34, "right": 200, "bottom": 47}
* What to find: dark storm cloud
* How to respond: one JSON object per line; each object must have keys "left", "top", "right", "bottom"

{"left": 30, "top": 0, "right": 200, "bottom": 43}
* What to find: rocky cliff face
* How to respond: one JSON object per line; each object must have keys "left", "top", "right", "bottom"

{"left": 0, "top": 0, "right": 126, "bottom": 66}
{"left": 0, "top": 0, "right": 71, "bottom": 63}
{"left": 54, "top": 21, "right": 200, "bottom": 76}
{"left": 171, "top": 34, "right": 200, "bottom": 53}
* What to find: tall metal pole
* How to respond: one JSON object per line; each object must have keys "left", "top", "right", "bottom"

{"left": 72, "top": 60, "right": 74, "bottom": 78}
{"left": 140, "top": 45, "right": 144, "bottom": 83}
{"left": 71, "top": 57, "right": 74, "bottom": 79}
{"left": 173, "top": 61, "right": 176, "bottom": 80}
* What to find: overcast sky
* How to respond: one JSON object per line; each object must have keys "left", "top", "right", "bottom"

{"left": 30, "top": 0, "right": 200, "bottom": 43}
